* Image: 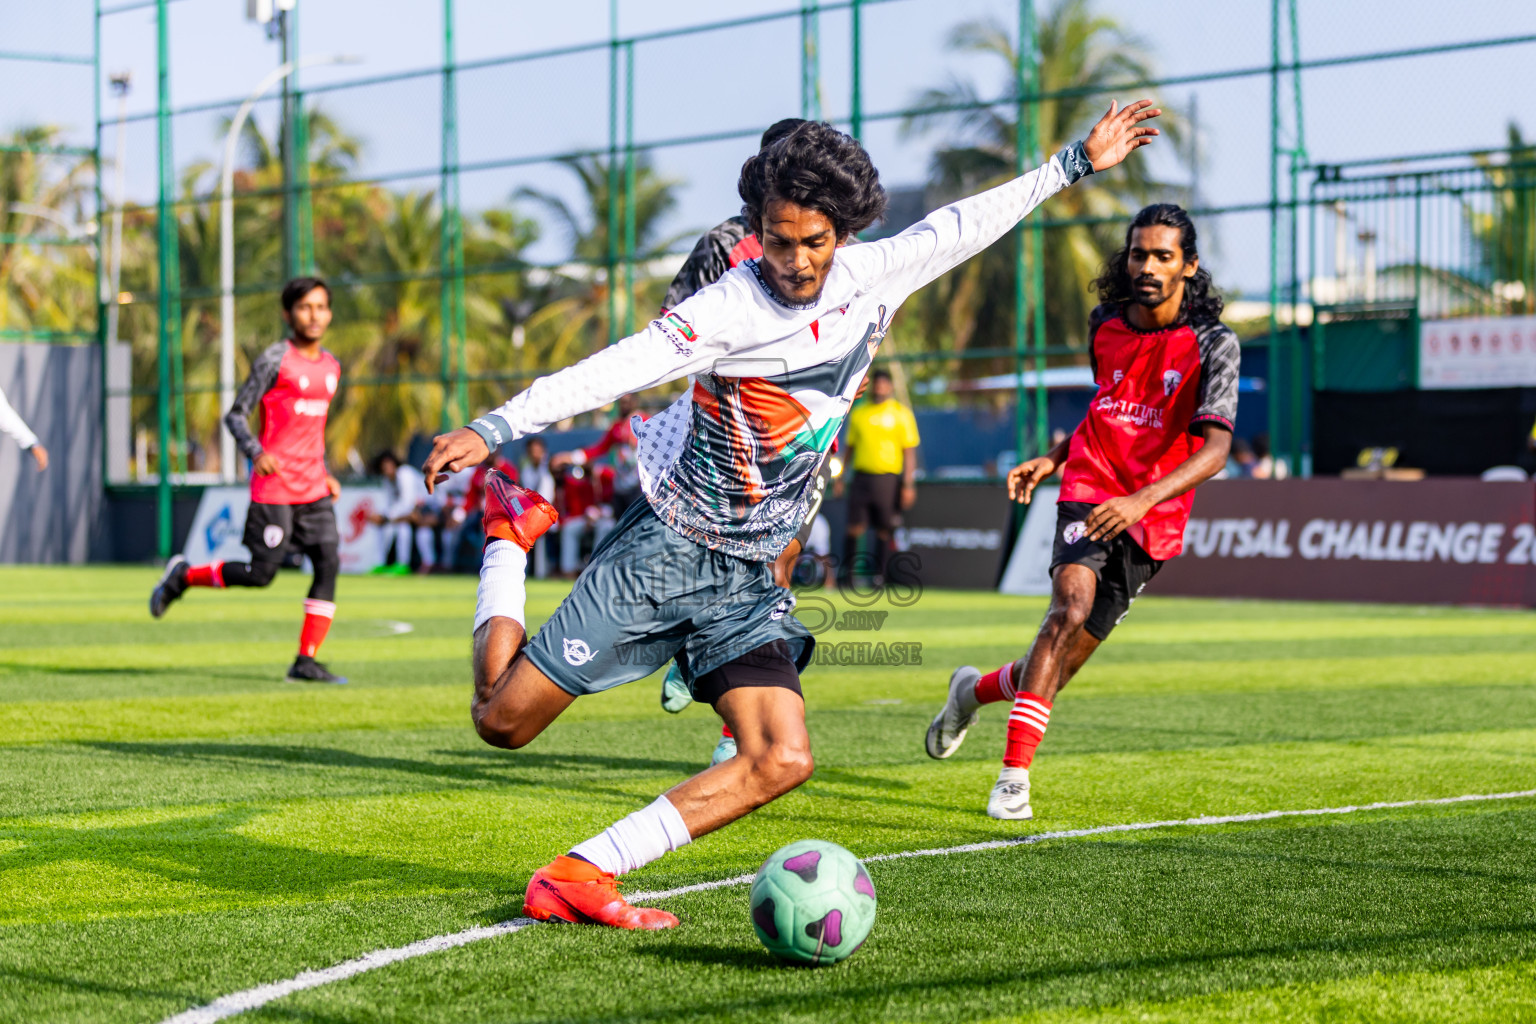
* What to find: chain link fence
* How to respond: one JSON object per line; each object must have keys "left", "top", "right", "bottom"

{"left": 1, "top": 0, "right": 1533, "bottom": 555}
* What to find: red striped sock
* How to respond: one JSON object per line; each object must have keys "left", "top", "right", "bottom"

{"left": 186, "top": 562, "right": 224, "bottom": 588}
{"left": 974, "top": 660, "right": 1019, "bottom": 705}
{"left": 299, "top": 599, "right": 336, "bottom": 658}
{"left": 1003, "top": 691, "right": 1052, "bottom": 768}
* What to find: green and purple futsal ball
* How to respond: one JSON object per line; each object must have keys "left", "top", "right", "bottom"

{"left": 750, "top": 840, "right": 877, "bottom": 965}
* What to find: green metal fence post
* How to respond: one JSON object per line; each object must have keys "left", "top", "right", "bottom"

{"left": 850, "top": 0, "right": 862, "bottom": 140}
{"left": 279, "top": 6, "right": 299, "bottom": 280}
{"left": 1012, "top": 0, "right": 1031, "bottom": 464}
{"left": 154, "top": 0, "right": 175, "bottom": 558}
{"left": 623, "top": 40, "right": 636, "bottom": 338}
{"left": 292, "top": 5, "right": 313, "bottom": 274}
{"left": 606, "top": 0, "right": 620, "bottom": 347}
{"left": 1266, "top": 0, "right": 1283, "bottom": 473}
{"left": 94, "top": 0, "right": 108, "bottom": 491}
{"left": 440, "top": 0, "right": 459, "bottom": 429}
{"left": 1287, "top": 0, "right": 1306, "bottom": 474}
{"left": 800, "top": 3, "right": 821, "bottom": 121}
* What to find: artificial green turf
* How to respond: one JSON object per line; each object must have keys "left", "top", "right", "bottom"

{"left": 0, "top": 566, "right": 1532, "bottom": 1023}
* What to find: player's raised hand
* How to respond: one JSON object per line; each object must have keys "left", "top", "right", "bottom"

{"left": 1082, "top": 99, "right": 1161, "bottom": 172}
{"left": 1006, "top": 457, "right": 1056, "bottom": 505}
{"left": 422, "top": 426, "right": 489, "bottom": 493}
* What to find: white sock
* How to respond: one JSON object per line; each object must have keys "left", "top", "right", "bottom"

{"left": 569, "top": 795, "right": 692, "bottom": 876}
{"left": 474, "top": 540, "right": 527, "bottom": 633}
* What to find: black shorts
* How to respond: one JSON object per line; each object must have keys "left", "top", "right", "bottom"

{"left": 847, "top": 472, "right": 901, "bottom": 532}
{"left": 1050, "top": 500, "right": 1164, "bottom": 641}
{"left": 690, "top": 639, "right": 804, "bottom": 708}
{"left": 523, "top": 498, "right": 812, "bottom": 697}
{"left": 243, "top": 497, "right": 340, "bottom": 563}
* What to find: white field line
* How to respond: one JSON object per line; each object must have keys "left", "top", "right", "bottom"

{"left": 159, "top": 788, "right": 1536, "bottom": 1024}
{"left": 161, "top": 920, "right": 537, "bottom": 1024}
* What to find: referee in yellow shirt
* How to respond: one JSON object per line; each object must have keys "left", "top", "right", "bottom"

{"left": 840, "top": 369, "right": 920, "bottom": 583}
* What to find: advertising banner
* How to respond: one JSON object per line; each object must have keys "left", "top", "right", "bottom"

{"left": 1420, "top": 315, "right": 1536, "bottom": 389}
{"left": 183, "top": 486, "right": 389, "bottom": 574}
{"left": 997, "top": 485, "right": 1060, "bottom": 596}
{"left": 1155, "top": 479, "right": 1536, "bottom": 606}
{"left": 894, "top": 483, "right": 1012, "bottom": 590}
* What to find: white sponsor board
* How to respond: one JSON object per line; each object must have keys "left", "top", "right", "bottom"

{"left": 997, "top": 485, "right": 1059, "bottom": 596}
{"left": 1182, "top": 516, "right": 1531, "bottom": 566}
{"left": 183, "top": 486, "right": 389, "bottom": 573}
{"left": 1420, "top": 315, "right": 1536, "bottom": 389}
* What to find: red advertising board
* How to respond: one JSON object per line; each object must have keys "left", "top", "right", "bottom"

{"left": 1156, "top": 479, "right": 1536, "bottom": 606}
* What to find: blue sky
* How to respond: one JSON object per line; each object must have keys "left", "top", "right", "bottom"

{"left": 4, "top": 0, "right": 1535, "bottom": 294}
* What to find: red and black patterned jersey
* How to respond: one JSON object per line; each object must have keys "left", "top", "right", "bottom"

{"left": 1059, "top": 304, "right": 1239, "bottom": 560}
{"left": 224, "top": 339, "right": 341, "bottom": 506}
{"left": 661, "top": 216, "right": 763, "bottom": 312}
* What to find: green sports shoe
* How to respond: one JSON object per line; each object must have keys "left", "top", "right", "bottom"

{"left": 660, "top": 664, "right": 692, "bottom": 714}
{"left": 711, "top": 735, "right": 737, "bottom": 765}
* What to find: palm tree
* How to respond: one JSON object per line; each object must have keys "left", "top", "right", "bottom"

{"left": 1470, "top": 122, "right": 1535, "bottom": 315}
{"left": 899, "top": 0, "right": 1192, "bottom": 370}
{"left": 514, "top": 154, "right": 691, "bottom": 380}
{"left": 0, "top": 126, "right": 97, "bottom": 335}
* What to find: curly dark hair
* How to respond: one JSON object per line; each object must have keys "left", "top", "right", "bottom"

{"left": 1091, "top": 204, "right": 1224, "bottom": 325}
{"left": 738, "top": 121, "right": 887, "bottom": 240}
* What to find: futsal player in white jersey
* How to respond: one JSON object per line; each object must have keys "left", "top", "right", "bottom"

{"left": 422, "top": 101, "right": 1162, "bottom": 930}
{"left": 0, "top": 383, "right": 48, "bottom": 472}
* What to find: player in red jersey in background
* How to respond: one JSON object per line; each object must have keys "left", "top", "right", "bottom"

{"left": 150, "top": 277, "right": 348, "bottom": 684}
{"left": 926, "top": 204, "right": 1239, "bottom": 819}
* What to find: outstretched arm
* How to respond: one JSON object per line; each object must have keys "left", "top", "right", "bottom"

{"left": 0, "top": 384, "right": 39, "bottom": 453}
{"left": 847, "top": 99, "right": 1161, "bottom": 299}
{"left": 423, "top": 300, "right": 732, "bottom": 490}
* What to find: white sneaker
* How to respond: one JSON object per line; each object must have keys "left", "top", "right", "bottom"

{"left": 925, "top": 665, "right": 981, "bottom": 760}
{"left": 986, "top": 766, "right": 1033, "bottom": 820}
{"left": 711, "top": 735, "right": 737, "bottom": 765}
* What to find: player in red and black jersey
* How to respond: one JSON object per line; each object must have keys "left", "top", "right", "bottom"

{"left": 927, "top": 204, "right": 1238, "bottom": 819}
{"left": 150, "top": 277, "right": 348, "bottom": 684}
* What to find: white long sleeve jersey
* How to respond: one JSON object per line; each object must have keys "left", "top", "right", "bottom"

{"left": 469, "top": 143, "right": 1092, "bottom": 560}
{"left": 0, "top": 384, "right": 39, "bottom": 452}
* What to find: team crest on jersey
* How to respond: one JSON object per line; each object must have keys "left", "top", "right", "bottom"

{"left": 1162, "top": 369, "right": 1183, "bottom": 396}
{"left": 325, "top": 373, "right": 338, "bottom": 393}
{"left": 562, "top": 637, "right": 599, "bottom": 666}
{"left": 263, "top": 524, "right": 285, "bottom": 549}
{"left": 298, "top": 375, "right": 310, "bottom": 390}
{"left": 1063, "top": 521, "right": 1087, "bottom": 545}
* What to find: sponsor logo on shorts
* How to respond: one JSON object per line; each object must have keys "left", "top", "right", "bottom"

{"left": 1063, "top": 521, "right": 1087, "bottom": 545}
{"left": 1162, "top": 369, "right": 1183, "bottom": 396}
{"left": 562, "top": 637, "right": 599, "bottom": 666}
{"left": 263, "top": 524, "right": 285, "bottom": 549}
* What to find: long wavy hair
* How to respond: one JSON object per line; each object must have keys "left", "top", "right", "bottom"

{"left": 1091, "top": 204, "right": 1223, "bottom": 325}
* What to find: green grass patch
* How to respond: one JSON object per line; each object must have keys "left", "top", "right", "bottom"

{"left": 0, "top": 567, "right": 1532, "bottom": 1022}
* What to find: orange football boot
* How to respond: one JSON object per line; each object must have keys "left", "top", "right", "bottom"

{"left": 523, "top": 855, "right": 679, "bottom": 930}
{"left": 483, "top": 469, "right": 559, "bottom": 552}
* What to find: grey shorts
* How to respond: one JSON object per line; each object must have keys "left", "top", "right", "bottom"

{"left": 524, "top": 498, "right": 815, "bottom": 697}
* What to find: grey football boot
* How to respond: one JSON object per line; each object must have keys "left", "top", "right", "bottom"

{"left": 925, "top": 665, "right": 982, "bottom": 759}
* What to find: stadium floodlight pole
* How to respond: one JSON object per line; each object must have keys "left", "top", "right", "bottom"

{"left": 218, "top": 53, "right": 358, "bottom": 483}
